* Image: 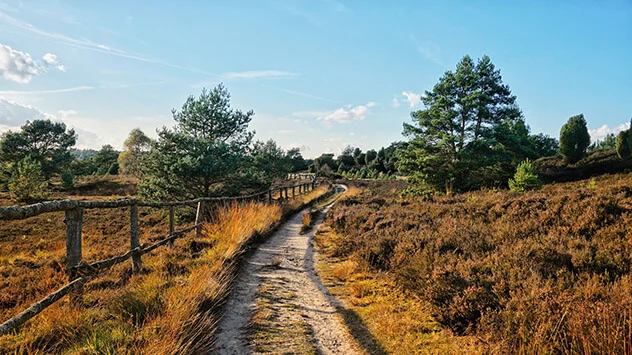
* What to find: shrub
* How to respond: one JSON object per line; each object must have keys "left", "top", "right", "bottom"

{"left": 8, "top": 156, "right": 47, "bottom": 202}
{"left": 616, "top": 129, "right": 631, "bottom": 159}
{"left": 509, "top": 159, "right": 542, "bottom": 192}
{"left": 560, "top": 114, "right": 590, "bottom": 164}
{"left": 61, "top": 170, "right": 74, "bottom": 189}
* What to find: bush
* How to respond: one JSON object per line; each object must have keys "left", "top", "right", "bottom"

{"left": 509, "top": 159, "right": 542, "bottom": 192}
{"left": 560, "top": 114, "right": 590, "bottom": 164}
{"left": 616, "top": 130, "right": 631, "bottom": 159}
{"left": 61, "top": 170, "right": 74, "bottom": 189}
{"left": 8, "top": 156, "right": 47, "bottom": 202}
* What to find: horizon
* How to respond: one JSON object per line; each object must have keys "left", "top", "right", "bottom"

{"left": 1, "top": 1, "right": 631, "bottom": 158}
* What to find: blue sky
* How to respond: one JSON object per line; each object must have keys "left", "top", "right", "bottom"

{"left": 0, "top": 0, "right": 630, "bottom": 158}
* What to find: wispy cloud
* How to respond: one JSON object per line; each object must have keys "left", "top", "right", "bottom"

{"left": 392, "top": 97, "right": 400, "bottom": 108}
{"left": 223, "top": 70, "right": 298, "bottom": 80}
{"left": 410, "top": 34, "right": 446, "bottom": 67}
{"left": 0, "top": 82, "right": 164, "bottom": 96}
{"left": 257, "top": 83, "right": 344, "bottom": 104}
{"left": 0, "top": 11, "right": 221, "bottom": 78}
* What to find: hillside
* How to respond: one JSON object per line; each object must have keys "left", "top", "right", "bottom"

{"left": 318, "top": 174, "right": 632, "bottom": 353}
{"left": 535, "top": 148, "right": 632, "bottom": 182}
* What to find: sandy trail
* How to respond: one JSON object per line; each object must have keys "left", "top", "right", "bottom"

{"left": 214, "top": 187, "right": 358, "bottom": 355}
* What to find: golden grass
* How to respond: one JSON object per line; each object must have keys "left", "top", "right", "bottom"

{"left": 315, "top": 226, "right": 487, "bottom": 355}
{"left": 0, "top": 185, "right": 330, "bottom": 354}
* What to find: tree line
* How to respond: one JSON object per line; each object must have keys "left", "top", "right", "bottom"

{"left": 1, "top": 56, "right": 628, "bottom": 201}
{"left": 0, "top": 84, "right": 308, "bottom": 202}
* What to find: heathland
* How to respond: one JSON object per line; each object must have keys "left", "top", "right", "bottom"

{"left": 317, "top": 174, "right": 632, "bottom": 354}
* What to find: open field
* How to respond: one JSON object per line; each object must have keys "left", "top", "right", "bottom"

{"left": 320, "top": 175, "right": 632, "bottom": 353}
{"left": 0, "top": 177, "right": 328, "bottom": 354}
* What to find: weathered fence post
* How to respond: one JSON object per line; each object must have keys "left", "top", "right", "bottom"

{"left": 169, "top": 205, "right": 175, "bottom": 248}
{"left": 130, "top": 203, "right": 142, "bottom": 273}
{"left": 292, "top": 185, "right": 296, "bottom": 198}
{"left": 268, "top": 189, "right": 273, "bottom": 204}
{"left": 65, "top": 207, "right": 83, "bottom": 305}
{"left": 195, "top": 201, "right": 205, "bottom": 238}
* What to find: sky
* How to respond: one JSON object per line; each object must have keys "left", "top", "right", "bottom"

{"left": 0, "top": 0, "right": 630, "bottom": 158}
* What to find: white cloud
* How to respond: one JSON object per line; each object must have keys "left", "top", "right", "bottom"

{"left": 223, "top": 70, "right": 298, "bottom": 80}
{"left": 42, "top": 52, "right": 66, "bottom": 71}
{"left": 392, "top": 97, "right": 400, "bottom": 108}
{"left": 589, "top": 122, "right": 631, "bottom": 143}
{"left": 0, "top": 43, "right": 39, "bottom": 83}
{"left": 321, "top": 102, "right": 376, "bottom": 123}
{"left": 42, "top": 53, "right": 58, "bottom": 65}
{"left": 0, "top": 98, "right": 46, "bottom": 125}
{"left": 401, "top": 91, "right": 421, "bottom": 108}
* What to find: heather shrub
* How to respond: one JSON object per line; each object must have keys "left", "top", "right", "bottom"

{"left": 326, "top": 177, "right": 632, "bottom": 352}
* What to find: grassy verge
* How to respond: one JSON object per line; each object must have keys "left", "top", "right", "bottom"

{"left": 0, "top": 185, "right": 329, "bottom": 354}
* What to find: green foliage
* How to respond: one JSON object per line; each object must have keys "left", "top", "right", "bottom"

{"left": 0, "top": 120, "right": 76, "bottom": 179}
{"left": 250, "top": 139, "right": 294, "bottom": 187}
{"left": 559, "top": 114, "right": 590, "bottom": 164}
{"left": 61, "top": 170, "right": 74, "bottom": 189}
{"left": 396, "top": 55, "right": 548, "bottom": 193}
{"left": 509, "top": 159, "right": 542, "bottom": 192}
{"left": 8, "top": 156, "right": 47, "bottom": 202}
{"left": 320, "top": 142, "right": 405, "bottom": 180}
{"left": 118, "top": 128, "right": 151, "bottom": 177}
{"left": 71, "top": 145, "right": 120, "bottom": 176}
{"left": 616, "top": 130, "right": 631, "bottom": 159}
{"left": 285, "top": 148, "right": 308, "bottom": 172}
{"left": 139, "top": 84, "right": 257, "bottom": 200}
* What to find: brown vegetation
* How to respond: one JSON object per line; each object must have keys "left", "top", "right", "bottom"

{"left": 324, "top": 175, "right": 632, "bottom": 353}
{"left": 0, "top": 178, "right": 328, "bottom": 353}
{"left": 535, "top": 148, "right": 632, "bottom": 183}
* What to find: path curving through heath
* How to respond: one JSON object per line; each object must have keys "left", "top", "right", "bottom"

{"left": 213, "top": 185, "right": 359, "bottom": 355}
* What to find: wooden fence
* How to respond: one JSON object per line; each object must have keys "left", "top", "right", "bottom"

{"left": 0, "top": 179, "right": 319, "bottom": 335}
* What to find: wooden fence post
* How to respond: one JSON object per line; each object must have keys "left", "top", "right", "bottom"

{"left": 292, "top": 185, "right": 296, "bottom": 198}
{"left": 268, "top": 189, "right": 272, "bottom": 204}
{"left": 195, "top": 201, "right": 205, "bottom": 238}
{"left": 130, "top": 204, "right": 142, "bottom": 273}
{"left": 169, "top": 206, "right": 175, "bottom": 248}
{"left": 65, "top": 207, "right": 83, "bottom": 305}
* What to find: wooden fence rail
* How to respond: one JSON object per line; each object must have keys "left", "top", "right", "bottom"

{"left": 0, "top": 178, "right": 320, "bottom": 336}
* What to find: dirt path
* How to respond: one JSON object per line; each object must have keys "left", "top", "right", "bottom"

{"left": 214, "top": 187, "right": 359, "bottom": 355}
